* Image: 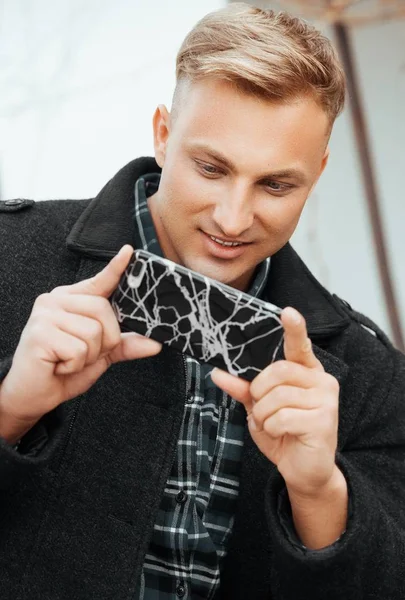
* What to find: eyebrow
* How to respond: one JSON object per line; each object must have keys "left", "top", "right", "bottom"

{"left": 188, "top": 142, "right": 308, "bottom": 185}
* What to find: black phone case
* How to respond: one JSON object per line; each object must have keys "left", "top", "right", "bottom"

{"left": 111, "top": 250, "right": 284, "bottom": 381}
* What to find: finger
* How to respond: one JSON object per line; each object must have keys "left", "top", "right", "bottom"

{"left": 57, "top": 333, "right": 163, "bottom": 395}
{"left": 210, "top": 368, "right": 252, "bottom": 409}
{"left": 281, "top": 307, "right": 323, "bottom": 370}
{"left": 54, "top": 312, "right": 103, "bottom": 366}
{"left": 251, "top": 385, "right": 316, "bottom": 430}
{"left": 65, "top": 245, "right": 134, "bottom": 299}
{"left": 48, "top": 330, "right": 89, "bottom": 375}
{"left": 250, "top": 360, "right": 324, "bottom": 402}
{"left": 108, "top": 332, "right": 162, "bottom": 364}
{"left": 256, "top": 407, "right": 317, "bottom": 438}
{"left": 61, "top": 358, "right": 111, "bottom": 399}
{"left": 52, "top": 294, "right": 121, "bottom": 354}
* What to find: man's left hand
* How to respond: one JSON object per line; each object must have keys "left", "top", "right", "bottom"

{"left": 211, "top": 306, "right": 341, "bottom": 499}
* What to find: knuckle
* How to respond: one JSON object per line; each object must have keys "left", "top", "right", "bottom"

{"left": 75, "top": 339, "right": 88, "bottom": 360}
{"left": 26, "top": 313, "right": 51, "bottom": 339}
{"left": 263, "top": 418, "right": 272, "bottom": 435}
{"left": 263, "top": 418, "right": 277, "bottom": 437}
{"left": 250, "top": 385, "right": 261, "bottom": 403}
{"left": 108, "top": 329, "right": 122, "bottom": 349}
{"left": 104, "top": 324, "right": 122, "bottom": 350}
{"left": 326, "top": 374, "right": 340, "bottom": 393}
{"left": 251, "top": 404, "right": 263, "bottom": 426}
{"left": 87, "top": 319, "right": 102, "bottom": 339}
{"left": 277, "top": 409, "right": 290, "bottom": 429}
{"left": 33, "top": 293, "right": 53, "bottom": 309}
{"left": 271, "top": 385, "right": 287, "bottom": 404}
{"left": 249, "top": 377, "right": 263, "bottom": 402}
{"left": 49, "top": 285, "right": 69, "bottom": 297}
{"left": 301, "top": 338, "right": 312, "bottom": 353}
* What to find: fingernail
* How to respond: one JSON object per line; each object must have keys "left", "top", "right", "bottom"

{"left": 211, "top": 367, "right": 228, "bottom": 379}
{"left": 147, "top": 338, "right": 162, "bottom": 350}
{"left": 285, "top": 307, "right": 301, "bottom": 325}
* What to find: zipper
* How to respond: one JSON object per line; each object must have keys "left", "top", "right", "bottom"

{"left": 182, "top": 353, "right": 188, "bottom": 393}
{"left": 56, "top": 397, "right": 81, "bottom": 471}
{"left": 56, "top": 352, "right": 187, "bottom": 476}
{"left": 167, "top": 353, "right": 188, "bottom": 470}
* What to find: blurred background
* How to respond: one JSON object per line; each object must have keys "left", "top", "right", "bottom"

{"left": 0, "top": 0, "right": 404, "bottom": 345}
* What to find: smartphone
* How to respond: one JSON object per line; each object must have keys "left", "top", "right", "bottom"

{"left": 111, "top": 249, "right": 284, "bottom": 381}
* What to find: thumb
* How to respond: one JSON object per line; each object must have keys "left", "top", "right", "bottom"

{"left": 211, "top": 368, "right": 252, "bottom": 411}
{"left": 69, "top": 245, "right": 134, "bottom": 298}
{"left": 108, "top": 332, "right": 162, "bottom": 364}
{"left": 282, "top": 307, "right": 323, "bottom": 371}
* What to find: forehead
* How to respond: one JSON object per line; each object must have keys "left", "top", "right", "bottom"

{"left": 172, "top": 79, "right": 329, "bottom": 169}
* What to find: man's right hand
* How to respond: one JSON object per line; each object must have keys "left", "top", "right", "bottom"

{"left": 0, "top": 245, "right": 162, "bottom": 445}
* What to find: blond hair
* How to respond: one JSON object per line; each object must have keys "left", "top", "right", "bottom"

{"left": 175, "top": 2, "right": 346, "bottom": 123}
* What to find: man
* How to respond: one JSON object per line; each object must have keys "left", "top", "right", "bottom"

{"left": 0, "top": 3, "right": 404, "bottom": 599}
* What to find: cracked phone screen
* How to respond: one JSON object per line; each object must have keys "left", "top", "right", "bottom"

{"left": 111, "top": 250, "right": 284, "bottom": 381}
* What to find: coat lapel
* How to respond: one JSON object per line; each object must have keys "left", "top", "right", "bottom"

{"left": 265, "top": 243, "right": 350, "bottom": 339}
{"left": 67, "top": 158, "right": 161, "bottom": 258}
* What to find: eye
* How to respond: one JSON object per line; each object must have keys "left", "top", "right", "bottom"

{"left": 266, "top": 181, "right": 283, "bottom": 191}
{"left": 202, "top": 164, "right": 218, "bottom": 174}
{"left": 263, "top": 180, "right": 292, "bottom": 194}
{"left": 195, "top": 160, "right": 223, "bottom": 177}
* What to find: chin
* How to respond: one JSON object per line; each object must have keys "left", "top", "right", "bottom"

{"left": 184, "top": 257, "right": 241, "bottom": 286}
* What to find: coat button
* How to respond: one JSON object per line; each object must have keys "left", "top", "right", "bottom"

{"left": 0, "top": 199, "right": 35, "bottom": 212}
{"left": 4, "top": 199, "right": 23, "bottom": 206}
{"left": 176, "top": 490, "right": 187, "bottom": 504}
{"left": 176, "top": 583, "right": 186, "bottom": 598}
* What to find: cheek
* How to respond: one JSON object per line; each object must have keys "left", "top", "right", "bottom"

{"left": 161, "top": 169, "right": 215, "bottom": 217}
{"left": 157, "top": 175, "right": 186, "bottom": 220}
{"left": 258, "top": 196, "right": 306, "bottom": 236}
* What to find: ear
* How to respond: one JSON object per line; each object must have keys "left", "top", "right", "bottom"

{"left": 153, "top": 104, "right": 171, "bottom": 168}
{"left": 320, "top": 146, "right": 330, "bottom": 175}
{"left": 307, "top": 146, "right": 330, "bottom": 197}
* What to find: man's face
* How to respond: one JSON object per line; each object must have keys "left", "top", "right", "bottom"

{"left": 149, "top": 79, "right": 330, "bottom": 291}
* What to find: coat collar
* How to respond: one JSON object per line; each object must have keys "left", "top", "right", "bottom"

{"left": 67, "top": 157, "right": 350, "bottom": 340}
{"left": 67, "top": 157, "right": 159, "bottom": 259}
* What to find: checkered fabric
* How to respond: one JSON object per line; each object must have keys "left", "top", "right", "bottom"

{"left": 133, "top": 174, "right": 270, "bottom": 599}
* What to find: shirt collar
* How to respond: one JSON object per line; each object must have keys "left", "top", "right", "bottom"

{"left": 133, "top": 173, "right": 163, "bottom": 257}
{"left": 133, "top": 173, "right": 270, "bottom": 299}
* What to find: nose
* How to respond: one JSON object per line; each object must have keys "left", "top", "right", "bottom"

{"left": 212, "top": 184, "right": 254, "bottom": 238}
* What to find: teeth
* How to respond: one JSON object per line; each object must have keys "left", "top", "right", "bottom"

{"left": 210, "top": 235, "right": 242, "bottom": 247}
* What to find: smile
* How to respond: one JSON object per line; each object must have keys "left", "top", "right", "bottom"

{"left": 208, "top": 235, "right": 245, "bottom": 247}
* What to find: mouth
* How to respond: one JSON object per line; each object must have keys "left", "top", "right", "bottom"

{"left": 201, "top": 230, "right": 251, "bottom": 259}
{"left": 207, "top": 234, "right": 246, "bottom": 247}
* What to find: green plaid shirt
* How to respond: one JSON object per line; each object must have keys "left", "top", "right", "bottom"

{"left": 134, "top": 174, "right": 270, "bottom": 600}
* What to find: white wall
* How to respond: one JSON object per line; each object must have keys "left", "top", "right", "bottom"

{"left": 1, "top": 0, "right": 404, "bottom": 340}
{"left": 0, "top": 0, "right": 224, "bottom": 200}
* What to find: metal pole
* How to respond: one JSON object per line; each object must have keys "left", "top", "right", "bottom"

{"left": 333, "top": 22, "right": 404, "bottom": 351}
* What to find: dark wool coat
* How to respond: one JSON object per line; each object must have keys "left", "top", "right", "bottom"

{"left": 0, "top": 158, "right": 405, "bottom": 600}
